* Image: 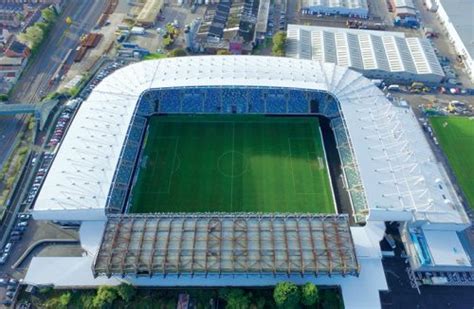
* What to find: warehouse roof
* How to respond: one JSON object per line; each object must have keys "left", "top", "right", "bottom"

{"left": 136, "top": 0, "right": 163, "bottom": 25}
{"left": 302, "top": 0, "right": 368, "bottom": 9}
{"left": 286, "top": 24, "right": 444, "bottom": 78}
{"left": 93, "top": 214, "right": 358, "bottom": 277}
{"left": 32, "top": 56, "right": 468, "bottom": 225}
{"left": 287, "top": 25, "right": 444, "bottom": 78}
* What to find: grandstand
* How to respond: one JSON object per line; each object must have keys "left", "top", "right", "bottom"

{"left": 25, "top": 56, "right": 472, "bottom": 309}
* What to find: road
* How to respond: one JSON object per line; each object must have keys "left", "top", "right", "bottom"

{"left": 0, "top": 0, "right": 107, "bottom": 167}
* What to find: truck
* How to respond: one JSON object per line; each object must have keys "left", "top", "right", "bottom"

{"left": 131, "top": 26, "right": 146, "bottom": 35}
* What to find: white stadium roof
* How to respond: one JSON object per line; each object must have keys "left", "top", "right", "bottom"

{"left": 286, "top": 25, "right": 444, "bottom": 82}
{"left": 32, "top": 56, "right": 468, "bottom": 226}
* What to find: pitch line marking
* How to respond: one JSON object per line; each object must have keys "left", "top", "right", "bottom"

{"left": 288, "top": 138, "right": 298, "bottom": 195}
{"left": 288, "top": 138, "right": 320, "bottom": 195}
{"left": 158, "top": 137, "right": 179, "bottom": 194}
{"left": 230, "top": 122, "right": 235, "bottom": 212}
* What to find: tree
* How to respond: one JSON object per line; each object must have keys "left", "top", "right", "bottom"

{"left": 93, "top": 286, "right": 118, "bottom": 308}
{"left": 43, "top": 291, "right": 71, "bottom": 309}
{"left": 272, "top": 31, "right": 286, "bottom": 56}
{"left": 41, "top": 7, "right": 57, "bottom": 24}
{"left": 58, "top": 292, "right": 72, "bottom": 307}
{"left": 273, "top": 282, "right": 300, "bottom": 308}
{"left": 116, "top": 283, "right": 136, "bottom": 302}
{"left": 167, "top": 48, "right": 187, "bottom": 57}
{"left": 301, "top": 282, "right": 318, "bottom": 306}
{"left": 219, "top": 288, "right": 251, "bottom": 309}
{"left": 19, "top": 25, "right": 44, "bottom": 49}
{"left": 217, "top": 49, "right": 232, "bottom": 55}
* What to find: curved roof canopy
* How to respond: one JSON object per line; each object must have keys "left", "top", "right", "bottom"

{"left": 32, "top": 56, "right": 468, "bottom": 225}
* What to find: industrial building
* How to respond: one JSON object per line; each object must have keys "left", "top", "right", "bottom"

{"left": 286, "top": 24, "right": 445, "bottom": 85}
{"left": 436, "top": 0, "right": 474, "bottom": 82}
{"left": 391, "top": 0, "right": 416, "bottom": 18}
{"left": 300, "top": 0, "right": 368, "bottom": 18}
{"left": 24, "top": 56, "right": 471, "bottom": 308}
{"left": 196, "top": 0, "right": 259, "bottom": 54}
{"left": 135, "top": 0, "right": 163, "bottom": 27}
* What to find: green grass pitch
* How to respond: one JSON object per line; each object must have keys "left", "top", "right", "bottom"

{"left": 430, "top": 116, "right": 474, "bottom": 209}
{"left": 129, "top": 115, "right": 335, "bottom": 214}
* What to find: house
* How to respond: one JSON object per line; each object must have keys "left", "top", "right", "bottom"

{"left": 0, "top": 56, "right": 27, "bottom": 83}
{"left": 5, "top": 40, "right": 31, "bottom": 58}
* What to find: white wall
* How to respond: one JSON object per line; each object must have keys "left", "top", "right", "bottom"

{"left": 32, "top": 208, "right": 106, "bottom": 222}
{"left": 437, "top": 3, "right": 474, "bottom": 82}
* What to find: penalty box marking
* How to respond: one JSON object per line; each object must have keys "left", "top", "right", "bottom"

{"left": 288, "top": 137, "right": 324, "bottom": 195}
{"left": 153, "top": 136, "right": 180, "bottom": 194}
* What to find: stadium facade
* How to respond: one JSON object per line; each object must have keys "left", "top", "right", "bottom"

{"left": 25, "top": 56, "right": 471, "bottom": 308}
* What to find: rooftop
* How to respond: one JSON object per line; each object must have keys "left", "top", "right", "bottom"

{"left": 136, "top": 0, "right": 164, "bottom": 24}
{"left": 93, "top": 214, "right": 359, "bottom": 277}
{"left": 0, "top": 56, "right": 23, "bottom": 66}
{"left": 286, "top": 24, "right": 444, "bottom": 77}
{"left": 301, "top": 0, "right": 368, "bottom": 9}
{"left": 423, "top": 229, "right": 471, "bottom": 267}
{"left": 438, "top": 0, "right": 474, "bottom": 60}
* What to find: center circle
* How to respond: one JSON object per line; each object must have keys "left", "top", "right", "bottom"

{"left": 217, "top": 151, "right": 249, "bottom": 178}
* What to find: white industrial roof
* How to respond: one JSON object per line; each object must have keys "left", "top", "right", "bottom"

{"left": 438, "top": 0, "right": 474, "bottom": 61}
{"left": 423, "top": 229, "right": 471, "bottom": 267}
{"left": 286, "top": 24, "right": 444, "bottom": 78}
{"left": 394, "top": 0, "right": 415, "bottom": 9}
{"left": 302, "top": 0, "right": 368, "bottom": 9}
{"left": 32, "top": 56, "right": 467, "bottom": 225}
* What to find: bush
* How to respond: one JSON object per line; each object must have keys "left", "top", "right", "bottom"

{"left": 273, "top": 282, "right": 300, "bottom": 308}
{"left": 320, "top": 289, "right": 343, "bottom": 309}
{"left": 116, "top": 283, "right": 136, "bottom": 302}
{"left": 217, "top": 50, "right": 232, "bottom": 55}
{"left": 93, "top": 286, "right": 117, "bottom": 308}
{"left": 301, "top": 282, "right": 318, "bottom": 306}
{"left": 0, "top": 94, "right": 8, "bottom": 101}
{"left": 219, "top": 288, "right": 251, "bottom": 309}
{"left": 167, "top": 48, "right": 187, "bottom": 57}
{"left": 272, "top": 31, "right": 286, "bottom": 56}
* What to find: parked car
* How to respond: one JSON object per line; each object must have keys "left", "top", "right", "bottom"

{"left": 0, "top": 253, "right": 8, "bottom": 264}
{"left": 8, "top": 278, "right": 18, "bottom": 285}
{"left": 18, "top": 213, "right": 30, "bottom": 220}
{"left": 4, "top": 242, "right": 12, "bottom": 253}
{"left": 6, "top": 285, "right": 16, "bottom": 291}
{"left": 0, "top": 300, "right": 12, "bottom": 306}
{"left": 10, "top": 235, "right": 22, "bottom": 242}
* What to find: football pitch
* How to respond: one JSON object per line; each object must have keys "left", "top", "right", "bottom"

{"left": 129, "top": 115, "right": 335, "bottom": 214}
{"left": 430, "top": 116, "right": 474, "bottom": 209}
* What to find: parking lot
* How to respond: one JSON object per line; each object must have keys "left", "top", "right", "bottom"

{"left": 79, "top": 60, "right": 125, "bottom": 99}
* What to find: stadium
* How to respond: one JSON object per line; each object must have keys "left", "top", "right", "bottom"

{"left": 25, "top": 56, "right": 471, "bottom": 308}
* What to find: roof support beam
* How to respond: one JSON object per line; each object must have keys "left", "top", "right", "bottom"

{"left": 148, "top": 217, "right": 160, "bottom": 277}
